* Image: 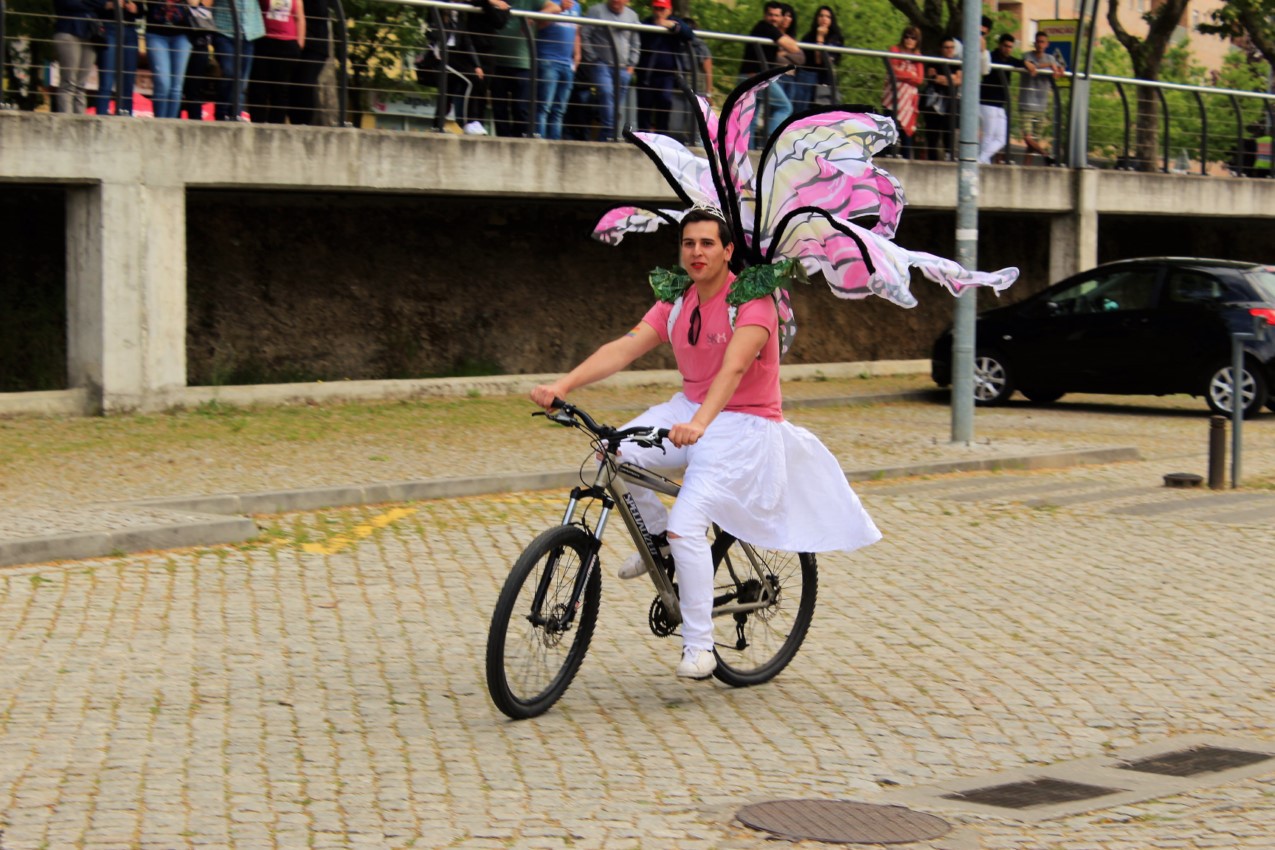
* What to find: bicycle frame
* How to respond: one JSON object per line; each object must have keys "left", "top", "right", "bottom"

{"left": 553, "top": 451, "right": 781, "bottom": 636}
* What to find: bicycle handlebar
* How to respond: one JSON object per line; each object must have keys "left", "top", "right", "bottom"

{"left": 535, "top": 398, "right": 670, "bottom": 450}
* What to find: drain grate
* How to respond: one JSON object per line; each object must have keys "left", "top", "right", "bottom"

{"left": 1118, "top": 746, "right": 1274, "bottom": 777}
{"left": 736, "top": 799, "right": 949, "bottom": 845}
{"left": 942, "top": 778, "right": 1123, "bottom": 810}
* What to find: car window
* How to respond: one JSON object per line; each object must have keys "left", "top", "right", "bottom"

{"left": 1240, "top": 268, "right": 1275, "bottom": 303}
{"left": 1045, "top": 269, "right": 1160, "bottom": 315}
{"left": 1165, "top": 271, "right": 1225, "bottom": 305}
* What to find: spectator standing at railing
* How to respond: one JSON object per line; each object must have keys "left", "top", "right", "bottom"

{"left": 667, "top": 14, "right": 712, "bottom": 142}
{"left": 738, "top": 1, "right": 803, "bottom": 142}
{"left": 920, "top": 36, "right": 960, "bottom": 161}
{"left": 94, "top": 0, "right": 141, "bottom": 116}
{"left": 535, "top": 0, "right": 581, "bottom": 139}
{"left": 791, "top": 5, "right": 840, "bottom": 114}
{"left": 416, "top": 0, "right": 505, "bottom": 134}
{"left": 210, "top": 0, "right": 265, "bottom": 120}
{"left": 635, "top": 0, "right": 691, "bottom": 134}
{"left": 979, "top": 31, "right": 1021, "bottom": 164}
{"left": 488, "top": 0, "right": 554, "bottom": 137}
{"left": 52, "top": 0, "right": 104, "bottom": 114}
{"left": 1019, "top": 32, "right": 1062, "bottom": 165}
{"left": 682, "top": 16, "right": 712, "bottom": 98}
{"left": 287, "top": 0, "right": 329, "bottom": 124}
{"left": 246, "top": 0, "right": 304, "bottom": 123}
{"left": 774, "top": 4, "right": 796, "bottom": 100}
{"left": 881, "top": 25, "right": 923, "bottom": 159}
{"left": 144, "top": 0, "right": 205, "bottom": 119}
{"left": 581, "top": 0, "right": 640, "bottom": 141}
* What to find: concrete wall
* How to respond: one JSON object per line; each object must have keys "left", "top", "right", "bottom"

{"left": 3, "top": 111, "right": 1274, "bottom": 412}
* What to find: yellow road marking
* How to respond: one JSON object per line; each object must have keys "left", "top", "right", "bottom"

{"left": 302, "top": 507, "right": 418, "bottom": 555}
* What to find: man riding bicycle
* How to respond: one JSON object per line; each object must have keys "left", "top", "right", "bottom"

{"left": 531, "top": 206, "right": 881, "bottom": 680}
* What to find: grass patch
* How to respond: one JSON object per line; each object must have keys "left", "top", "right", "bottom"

{"left": 0, "top": 374, "right": 934, "bottom": 482}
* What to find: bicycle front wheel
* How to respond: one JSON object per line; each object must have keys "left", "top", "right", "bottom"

{"left": 485, "top": 525, "right": 601, "bottom": 720}
{"left": 709, "top": 536, "right": 817, "bottom": 688}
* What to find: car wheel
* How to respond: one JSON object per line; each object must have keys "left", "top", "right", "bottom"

{"left": 1020, "top": 388, "right": 1065, "bottom": 405}
{"left": 972, "top": 351, "right": 1015, "bottom": 405}
{"left": 1205, "top": 360, "right": 1268, "bottom": 418}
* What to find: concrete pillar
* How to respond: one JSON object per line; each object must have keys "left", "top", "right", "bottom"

{"left": 1048, "top": 168, "right": 1100, "bottom": 282}
{"left": 66, "top": 181, "right": 186, "bottom": 413}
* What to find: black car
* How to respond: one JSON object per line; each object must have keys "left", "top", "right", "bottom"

{"left": 931, "top": 258, "right": 1275, "bottom": 416}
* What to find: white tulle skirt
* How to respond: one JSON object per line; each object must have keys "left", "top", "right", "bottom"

{"left": 619, "top": 394, "right": 881, "bottom": 554}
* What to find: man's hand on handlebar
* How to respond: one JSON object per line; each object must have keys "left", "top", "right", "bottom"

{"left": 530, "top": 383, "right": 569, "bottom": 410}
{"left": 667, "top": 422, "right": 705, "bottom": 448}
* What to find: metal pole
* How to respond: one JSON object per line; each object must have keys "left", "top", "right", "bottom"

{"left": 0, "top": 0, "right": 7, "bottom": 108}
{"left": 1231, "top": 334, "right": 1244, "bottom": 488}
{"left": 1066, "top": 0, "right": 1099, "bottom": 168}
{"left": 229, "top": 0, "right": 243, "bottom": 119}
{"left": 330, "top": 0, "right": 349, "bottom": 126}
{"left": 112, "top": 0, "right": 124, "bottom": 114}
{"left": 1208, "top": 416, "right": 1226, "bottom": 490}
{"left": 950, "top": 0, "right": 982, "bottom": 443}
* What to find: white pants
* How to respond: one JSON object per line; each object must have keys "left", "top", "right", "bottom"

{"left": 616, "top": 403, "right": 718, "bottom": 654}
{"left": 616, "top": 394, "right": 881, "bottom": 653}
{"left": 978, "top": 104, "right": 1007, "bottom": 164}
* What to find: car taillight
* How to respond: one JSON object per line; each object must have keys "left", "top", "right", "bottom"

{"left": 1250, "top": 308, "right": 1275, "bottom": 326}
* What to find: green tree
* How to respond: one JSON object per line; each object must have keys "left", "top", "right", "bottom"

{"left": 1084, "top": 34, "right": 1267, "bottom": 171}
{"left": 1106, "top": 0, "right": 1193, "bottom": 170}
{"left": 1199, "top": 0, "right": 1275, "bottom": 73}
{"left": 339, "top": 0, "right": 431, "bottom": 124}
{"left": 2, "top": 0, "right": 56, "bottom": 107}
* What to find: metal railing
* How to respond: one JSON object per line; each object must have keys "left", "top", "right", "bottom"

{"left": 4, "top": 0, "right": 1274, "bottom": 176}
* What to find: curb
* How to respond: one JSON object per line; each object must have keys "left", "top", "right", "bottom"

{"left": 0, "top": 445, "right": 1139, "bottom": 570}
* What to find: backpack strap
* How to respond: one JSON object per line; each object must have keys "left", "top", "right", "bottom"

{"left": 669, "top": 295, "right": 742, "bottom": 340}
{"left": 666, "top": 295, "right": 684, "bottom": 341}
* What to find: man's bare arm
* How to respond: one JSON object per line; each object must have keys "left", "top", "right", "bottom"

{"left": 530, "top": 322, "right": 662, "bottom": 408}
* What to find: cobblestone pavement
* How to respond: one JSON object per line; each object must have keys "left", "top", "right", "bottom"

{"left": 1, "top": 391, "right": 1274, "bottom": 849}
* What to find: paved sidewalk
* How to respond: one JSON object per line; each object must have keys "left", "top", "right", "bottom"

{"left": 1, "top": 375, "right": 1274, "bottom": 849}
{"left": 0, "top": 372, "right": 1151, "bottom": 570}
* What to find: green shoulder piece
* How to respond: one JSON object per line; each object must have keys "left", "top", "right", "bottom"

{"left": 726, "top": 258, "right": 808, "bottom": 306}
{"left": 649, "top": 266, "right": 693, "bottom": 303}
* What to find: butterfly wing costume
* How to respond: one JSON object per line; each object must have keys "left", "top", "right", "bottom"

{"left": 591, "top": 66, "right": 1019, "bottom": 349}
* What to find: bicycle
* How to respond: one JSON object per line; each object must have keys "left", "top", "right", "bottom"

{"left": 485, "top": 399, "right": 818, "bottom": 720}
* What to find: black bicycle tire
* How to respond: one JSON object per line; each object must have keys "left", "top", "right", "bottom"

{"left": 485, "top": 525, "right": 601, "bottom": 720}
{"left": 709, "top": 540, "right": 817, "bottom": 688}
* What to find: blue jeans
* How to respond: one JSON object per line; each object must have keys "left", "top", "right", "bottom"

{"left": 587, "top": 63, "right": 631, "bottom": 141}
{"left": 95, "top": 23, "right": 139, "bottom": 115}
{"left": 147, "top": 31, "right": 193, "bottom": 119}
{"left": 791, "top": 67, "right": 821, "bottom": 115}
{"left": 536, "top": 60, "right": 574, "bottom": 140}
{"left": 741, "top": 73, "right": 792, "bottom": 146}
{"left": 211, "top": 33, "right": 254, "bottom": 120}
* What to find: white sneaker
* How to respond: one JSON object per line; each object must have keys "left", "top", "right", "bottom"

{"left": 463, "top": 121, "right": 488, "bottom": 135}
{"left": 676, "top": 648, "right": 717, "bottom": 679}
{"left": 617, "top": 552, "right": 648, "bottom": 580}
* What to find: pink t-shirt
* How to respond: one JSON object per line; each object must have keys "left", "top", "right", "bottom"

{"left": 642, "top": 282, "right": 783, "bottom": 422}
{"left": 260, "top": 0, "right": 300, "bottom": 40}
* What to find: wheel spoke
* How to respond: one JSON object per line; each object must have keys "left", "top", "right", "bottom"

{"left": 487, "top": 527, "right": 599, "bottom": 719}
{"left": 711, "top": 544, "right": 816, "bottom": 687}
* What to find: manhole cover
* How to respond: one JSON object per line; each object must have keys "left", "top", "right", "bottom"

{"left": 736, "top": 799, "right": 949, "bottom": 845}
{"left": 1118, "top": 746, "right": 1274, "bottom": 777}
{"left": 942, "top": 778, "right": 1123, "bottom": 809}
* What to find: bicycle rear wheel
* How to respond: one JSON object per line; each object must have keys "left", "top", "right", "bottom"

{"left": 709, "top": 535, "right": 817, "bottom": 687}
{"left": 485, "top": 525, "right": 601, "bottom": 720}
